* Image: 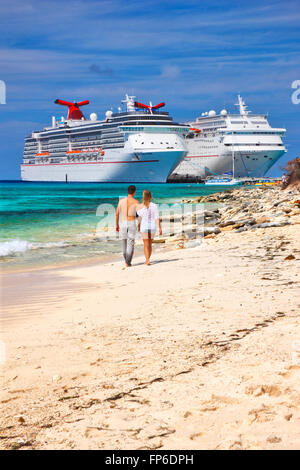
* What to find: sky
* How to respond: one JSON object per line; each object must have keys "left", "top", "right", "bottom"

{"left": 0, "top": 0, "right": 299, "bottom": 179}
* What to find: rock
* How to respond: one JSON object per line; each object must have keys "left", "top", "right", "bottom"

{"left": 266, "top": 435, "right": 282, "bottom": 444}
{"left": 186, "top": 240, "right": 202, "bottom": 247}
{"left": 204, "top": 210, "right": 221, "bottom": 218}
{"left": 176, "top": 241, "right": 185, "bottom": 249}
{"left": 255, "top": 216, "right": 271, "bottom": 224}
{"left": 227, "top": 218, "right": 256, "bottom": 230}
{"left": 17, "top": 416, "right": 25, "bottom": 424}
{"left": 204, "top": 219, "right": 220, "bottom": 227}
{"left": 204, "top": 233, "right": 216, "bottom": 239}
{"left": 253, "top": 221, "right": 290, "bottom": 229}
{"left": 165, "top": 234, "right": 189, "bottom": 243}
{"left": 219, "top": 220, "right": 236, "bottom": 228}
{"left": 203, "top": 227, "right": 221, "bottom": 236}
{"left": 52, "top": 375, "right": 62, "bottom": 383}
{"left": 11, "top": 438, "right": 32, "bottom": 450}
{"left": 273, "top": 198, "right": 290, "bottom": 207}
{"left": 220, "top": 225, "right": 234, "bottom": 232}
{"left": 284, "top": 254, "right": 296, "bottom": 261}
{"left": 217, "top": 193, "right": 233, "bottom": 200}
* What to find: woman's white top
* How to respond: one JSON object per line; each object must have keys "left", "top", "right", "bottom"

{"left": 137, "top": 202, "right": 159, "bottom": 232}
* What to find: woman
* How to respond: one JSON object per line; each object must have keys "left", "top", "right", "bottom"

{"left": 137, "top": 190, "right": 162, "bottom": 265}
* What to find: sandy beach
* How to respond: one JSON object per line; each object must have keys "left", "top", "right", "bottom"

{"left": 1, "top": 186, "right": 300, "bottom": 450}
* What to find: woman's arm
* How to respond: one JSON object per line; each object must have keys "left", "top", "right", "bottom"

{"left": 154, "top": 204, "right": 162, "bottom": 236}
{"left": 157, "top": 218, "right": 162, "bottom": 236}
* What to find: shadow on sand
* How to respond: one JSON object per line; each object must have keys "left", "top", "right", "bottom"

{"left": 132, "top": 258, "right": 179, "bottom": 267}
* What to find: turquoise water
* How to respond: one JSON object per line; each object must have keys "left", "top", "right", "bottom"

{"left": 0, "top": 181, "right": 231, "bottom": 270}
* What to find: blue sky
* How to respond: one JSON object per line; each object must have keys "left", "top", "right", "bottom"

{"left": 0, "top": 0, "right": 299, "bottom": 179}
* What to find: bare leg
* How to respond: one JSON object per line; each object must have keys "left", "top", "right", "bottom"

{"left": 143, "top": 239, "right": 150, "bottom": 265}
{"left": 143, "top": 239, "right": 152, "bottom": 265}
{"left": 149, "top": 239, "right": 153, "bottom": 259}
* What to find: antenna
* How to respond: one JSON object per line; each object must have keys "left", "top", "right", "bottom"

{"left": 122, "top": 94, "right": 136, "bottom": 112}
{"left": 234, "top": 95, "right": 250, "bottom": 116}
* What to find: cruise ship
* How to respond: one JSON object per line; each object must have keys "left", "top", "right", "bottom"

{"left": 172, "top": 96, "right": 286, "bottom": 179}
{"left": 21, "top": 95, "right": 189, "bottom": 183}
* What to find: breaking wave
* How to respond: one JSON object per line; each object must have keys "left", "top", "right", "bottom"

{"left": 0, "top": 239, "right": 69, "bottom": 258}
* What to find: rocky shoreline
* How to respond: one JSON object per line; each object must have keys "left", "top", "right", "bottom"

{"left": 151, "top": 185, "right": 300, "bottom": 249}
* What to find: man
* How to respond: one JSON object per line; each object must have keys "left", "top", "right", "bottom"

{"left": 116, "top": 185, "right": 139, "bottom": 267}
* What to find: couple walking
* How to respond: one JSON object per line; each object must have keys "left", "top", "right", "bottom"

{"left": 116, "top": 185, "right": 162, "bottom": 267}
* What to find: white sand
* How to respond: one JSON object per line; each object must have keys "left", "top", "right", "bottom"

{"left": 1, "top": 224, "right": 299, "bottom": 450}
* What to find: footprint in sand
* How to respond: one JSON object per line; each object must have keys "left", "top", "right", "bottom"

{"left": 248, "top": 405, "right": 276, "bottom": 423}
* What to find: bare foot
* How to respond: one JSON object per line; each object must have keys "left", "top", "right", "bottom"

{"left": 145, "top": 260, "right": 151, "bottom": 266}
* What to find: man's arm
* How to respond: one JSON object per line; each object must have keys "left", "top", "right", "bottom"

{"left": 116, "top": 202, "right": 120, "bottom": 232}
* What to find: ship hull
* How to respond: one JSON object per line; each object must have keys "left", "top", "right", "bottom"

{"left": 21, "top": 149, "right": 185, "bottom": 183}
{"left": 172, "top": 148, "right": 285, "bottom": 179}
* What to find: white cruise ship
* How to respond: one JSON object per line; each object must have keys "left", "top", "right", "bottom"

{"left": 172, "top": 95, "right": 286, "bottom": 179}
{"left": 21, "top": 95, "right": 188, "bottom": 183}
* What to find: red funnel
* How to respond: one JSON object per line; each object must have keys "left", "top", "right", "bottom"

{"left": 55, "top": 99, "right": 90, "bottom": 120}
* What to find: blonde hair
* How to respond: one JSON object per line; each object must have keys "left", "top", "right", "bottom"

{"left": 143, "top": 190, "right": 152, "bottom": 208}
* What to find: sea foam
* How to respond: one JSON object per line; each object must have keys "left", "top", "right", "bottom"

{"left": 0, "top": 239, "right": 33, "bottom": 257}
{"left": 0, "top": 239, "right": 69, "bottom": 257}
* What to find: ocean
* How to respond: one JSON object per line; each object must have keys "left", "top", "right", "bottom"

{"left": 0, "top": 181, "right": 231, "bottom": 270}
